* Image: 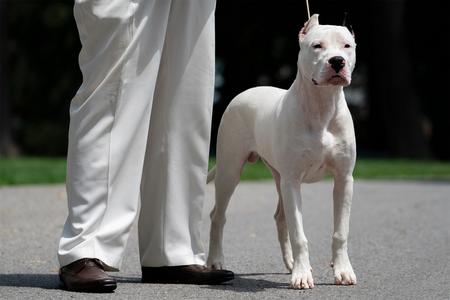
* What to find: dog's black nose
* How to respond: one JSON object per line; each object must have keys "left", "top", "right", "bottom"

{"left": 328, "top": 56, "right": 345, "bottom": 73}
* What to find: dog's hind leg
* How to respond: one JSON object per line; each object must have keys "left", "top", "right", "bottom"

{"left": 207, "top": 123, "right": 249, "bottom": 270}
{"left": 264, "top": 160, "right": 294, "bottom": 272}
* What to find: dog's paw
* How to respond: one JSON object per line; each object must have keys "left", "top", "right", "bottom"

{"left": 290, "top": 266, "right": 314, "bottom": 289}
{"left": 209, "top": 261, "right": 224, "bottom": 270}
{"left": 207, "top": 256, "right": 224, "bottom": 270}
{"left": 331, "top": 256, "right": 357, "bottom": 285}
{"left": 283, "top": 257, "right": 294, "bottom": 273}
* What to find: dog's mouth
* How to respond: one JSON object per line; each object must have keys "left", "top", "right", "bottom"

{"left": 312, "top": 72, "right": 351, "bottom": 86}
{"left": 328, "top": 74, "right": 349, "bottom": 86}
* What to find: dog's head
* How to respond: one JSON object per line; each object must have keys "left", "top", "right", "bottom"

{"left": 298, "top": 14, "right": 356, "bottom": 87}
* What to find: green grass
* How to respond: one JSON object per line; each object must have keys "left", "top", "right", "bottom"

{"left": 214, "top": 158, "right": 450, "bottom": 181}
{"left": 353, "top": 159, "right": 450, "bottom": 180}
{"left": 0, "top": 157, "right": 67, "bottom": 186}
{"left": 1, "top": 157, "right": 450, "bottom": 186}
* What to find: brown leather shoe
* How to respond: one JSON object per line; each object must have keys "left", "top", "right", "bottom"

{"left": 59, "top": 258, "right": 117, "bottom": 292}
{"left": 141, "top": 265, "right": 234, "bottom": 285}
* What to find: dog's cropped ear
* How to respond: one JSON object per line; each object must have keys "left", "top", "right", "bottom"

{"left": 347, "top": 25, "right": 355, "bottom": 38}
{"left": 299, "top": 14, "right": 319, "bottom": 42}
{"left": 342, "top": 12, "right": 355, "bottom": 38}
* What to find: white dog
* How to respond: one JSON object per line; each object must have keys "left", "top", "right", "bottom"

{"left": 207, "top": 14, "right": 357, "bottom": 289}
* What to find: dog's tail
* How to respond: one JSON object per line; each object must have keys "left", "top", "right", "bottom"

{"left": 207, "top": 165, "right": 216, "bottom": 183}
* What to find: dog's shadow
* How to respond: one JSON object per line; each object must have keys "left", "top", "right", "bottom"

{"left": 203, "top": 272, "right": 337, "bottom": 293}
{"left": 202, "top": 272, "right": 289, "bottom": 293}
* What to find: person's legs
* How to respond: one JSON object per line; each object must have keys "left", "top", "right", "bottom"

{"left": 138, "top": 0, "right": 216, "bottom": 267}
{"left": 58, "top": 0, "right": 172, "bottom": 271}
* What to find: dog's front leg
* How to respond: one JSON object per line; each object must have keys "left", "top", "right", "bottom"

{"left": 280, "top": 178, "right": 314, "bottom": 289}
{"left": 331, "top": 175, "right": 357, "bottom": 285}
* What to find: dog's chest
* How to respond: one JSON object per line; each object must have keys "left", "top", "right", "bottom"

{"left": 292, "top": 130, "right": 335, "bottom": 182}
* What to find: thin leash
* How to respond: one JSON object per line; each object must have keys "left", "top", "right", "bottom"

{"left": 305, "top": 0, "right": 351, "bottom": 29}
{"left": 305, "top": 0, "right": 311, "bottom": 19}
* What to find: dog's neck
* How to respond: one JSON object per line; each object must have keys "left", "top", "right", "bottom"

{"left": 286, "top": 69, "right": 344, "bottom": 131}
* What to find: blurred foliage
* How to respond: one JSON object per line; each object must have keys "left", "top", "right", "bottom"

{"left": 6, "top": 0, "right": 80, "bottom": 155}
{"left": 2, "top": 0, "right": 449, "bottom": 159}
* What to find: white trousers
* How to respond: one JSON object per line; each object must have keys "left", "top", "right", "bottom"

{"left": 58, "top": 0, "right": 216, "bottom": 270}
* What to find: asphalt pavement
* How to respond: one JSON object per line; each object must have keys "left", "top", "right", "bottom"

{"left": 0, "top": 180, "right": 449, "bottom": 299}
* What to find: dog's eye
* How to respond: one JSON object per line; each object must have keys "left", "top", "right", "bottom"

{"left": 313, "top": 44, "right": 322, "bottom": 49}
{"left": 344, "top": 44, "right": 351, "bottom": 48}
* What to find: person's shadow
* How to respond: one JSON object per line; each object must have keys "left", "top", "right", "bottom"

{"left": 0, "top": 272, "right": 334, "bottom": 292}
{"left": 0, "top": 272, "right": 285, "bottom": 292}
{"left": 0, "top": 273, "right": 141, "bottom": 290}
{"left": 0, "top": 274, "right": 60, "bottom": 290}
